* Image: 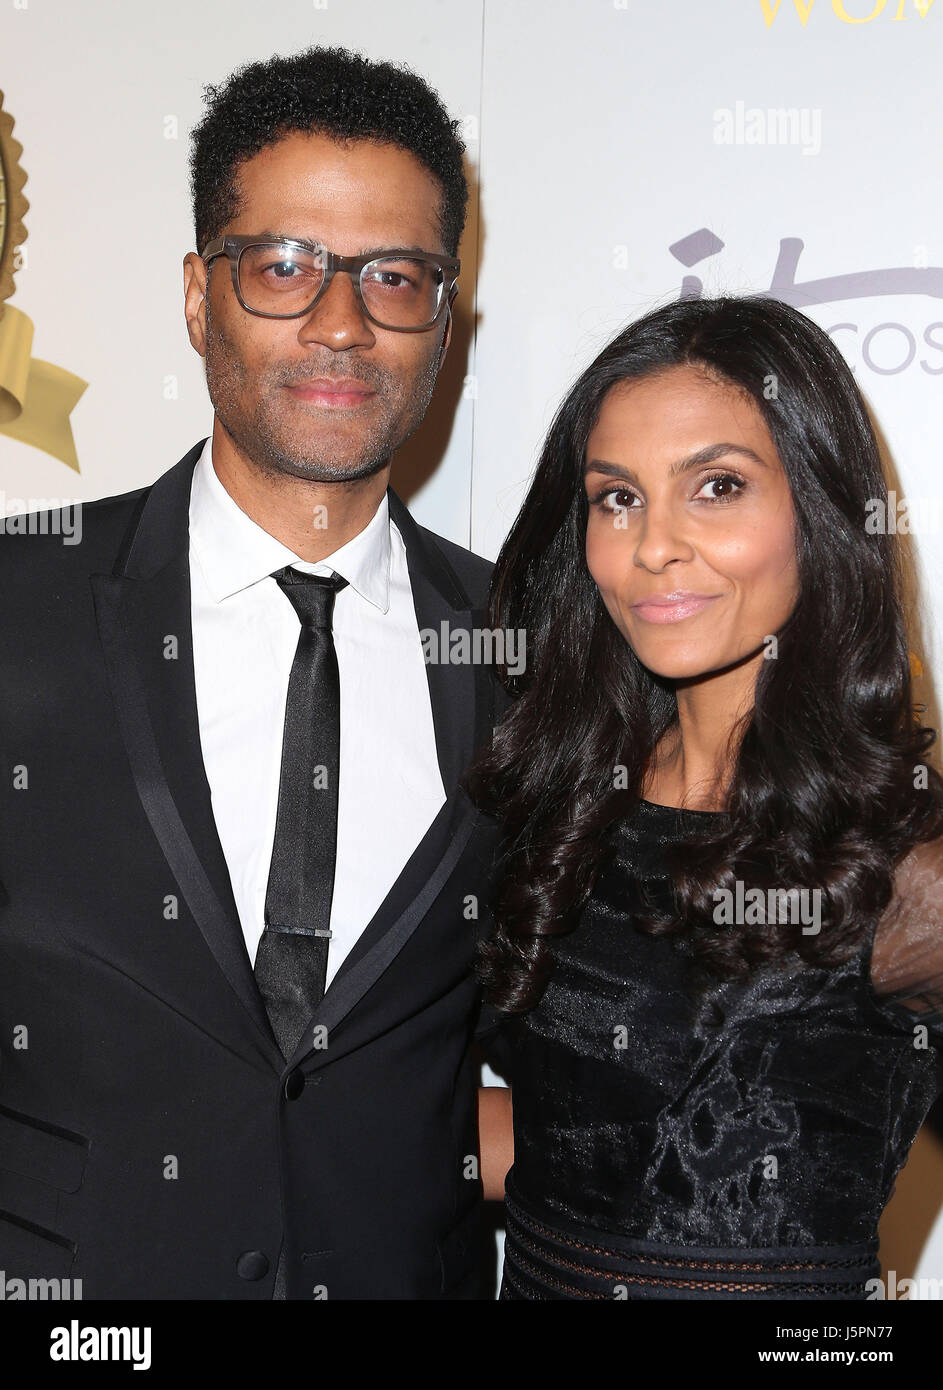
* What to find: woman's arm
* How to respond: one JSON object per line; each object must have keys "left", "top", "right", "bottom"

{"left": 477, "top": 1085, "right": 514, "bottom": 1201}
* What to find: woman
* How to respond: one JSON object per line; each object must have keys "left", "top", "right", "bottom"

{"left": 468, "top": 295, "right": 943, "bottom": 1300}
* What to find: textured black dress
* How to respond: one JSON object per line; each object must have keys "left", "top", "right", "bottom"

{"left": 499, "top": 798, "right": 943, "bottom": 1299}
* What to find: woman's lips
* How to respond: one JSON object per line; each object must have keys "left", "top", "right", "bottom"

{"left": 630, "top": 595, "right": 721, "bottom": 624}
{"left": 286, "top": 378, "right": 376, "bottom": 408}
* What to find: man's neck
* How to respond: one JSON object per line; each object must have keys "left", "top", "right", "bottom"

{"left": 210, "top": 423, "right": 391, "bottom": 563}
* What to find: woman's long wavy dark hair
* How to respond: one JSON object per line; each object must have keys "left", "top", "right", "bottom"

{"left": 463, "top": 294, "right": 943, "bottom": 1013}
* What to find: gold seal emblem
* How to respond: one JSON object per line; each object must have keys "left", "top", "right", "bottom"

{"left": 0, "top": 90, "right": 28, "bottom": 314}
{"left": 0, "top": 89, "right": 87, "bottom": 472}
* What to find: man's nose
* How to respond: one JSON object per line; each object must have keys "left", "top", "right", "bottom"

{"left": 296, "top": 270, "right": 376, "bottom": 351}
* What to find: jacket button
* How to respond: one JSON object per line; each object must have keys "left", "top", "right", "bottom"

{"left": 236, "top": 1251, "right": 270, "bottom": 1281}
{"left": 284, "top": 1070, "right": 305, "bottom": 1100}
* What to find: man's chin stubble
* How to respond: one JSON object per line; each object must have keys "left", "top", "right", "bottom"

{"left": 222, "top": 411, "right": 394, "bottom": 485}
{"left": 205, "top": 354, "right": 395, "bottom": 483}
{"left": 202, "top": 303, "right": 443, "bottom": 487}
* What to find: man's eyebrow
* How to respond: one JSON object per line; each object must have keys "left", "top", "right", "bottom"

{"left": 258, "top": 232, "right": 434, "bottom": 256}
{"left": 359, "top": 244, "right": 435, "bottom": 257}
{"left": 583, "top": 442, "right": 768, "bottom": 480}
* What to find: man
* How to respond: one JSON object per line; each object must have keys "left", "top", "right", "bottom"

{"left": 0, "top": 46, "right": 509, "bottom": 1299}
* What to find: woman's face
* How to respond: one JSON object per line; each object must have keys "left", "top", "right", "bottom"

{"left": 583, "top": 364, "right": 800, "bottom": 682}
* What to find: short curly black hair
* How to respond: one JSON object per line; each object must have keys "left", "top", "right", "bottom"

{"left": 188, "top": 45, "right": 468, "bottom": 259}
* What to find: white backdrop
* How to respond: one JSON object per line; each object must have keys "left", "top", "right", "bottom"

{"left": 2, "top": 0, "right": 943, "bottom": 1294}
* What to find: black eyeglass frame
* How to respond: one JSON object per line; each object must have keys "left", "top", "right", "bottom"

{"left": 200, "top": 234, "right": 460, "bottom": 332}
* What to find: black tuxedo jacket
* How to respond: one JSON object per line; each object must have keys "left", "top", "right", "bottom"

{"left": 0, "top": 439, "right": 509, "bottom": 1299}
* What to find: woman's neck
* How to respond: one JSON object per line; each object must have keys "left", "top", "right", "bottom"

{"left": 642, "top": 653, "right": 762, "bottom": 812}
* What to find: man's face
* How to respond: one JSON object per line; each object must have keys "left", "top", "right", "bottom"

{"left": 184, "top": 130, "right": 454, "bottom": 483}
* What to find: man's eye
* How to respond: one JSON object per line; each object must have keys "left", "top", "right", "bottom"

{"left": 366, "top": 270, "right": 415, "bottom": 291}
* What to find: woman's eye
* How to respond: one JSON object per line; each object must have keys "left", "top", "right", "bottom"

{"left": 695, "top": 472, "right": 746, "bottom": 502}
{"left": 593, "top": 486, "right": 637, "bottom": 512}
{"left": 589, "top": 473, "right": 747, "bottom": 513}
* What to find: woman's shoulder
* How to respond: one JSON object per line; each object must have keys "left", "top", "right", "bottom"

{"left": 868, "top": 833, "right": 943, "bottom": 1041}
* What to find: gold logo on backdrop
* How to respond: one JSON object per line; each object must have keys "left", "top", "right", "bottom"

{"left": 0, "top": 89, "right": 87, "bottom": 472}
{"left": 759, "top": 0, "right": 936, "bottom": 26}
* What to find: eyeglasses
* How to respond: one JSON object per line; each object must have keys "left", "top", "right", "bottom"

{"left": 200, "top": 234, "right": 460, "bottom": 332}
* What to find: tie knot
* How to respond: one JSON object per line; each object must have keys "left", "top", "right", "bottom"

{"left": 273, "top": 566, "right": 349, "bottom": 629}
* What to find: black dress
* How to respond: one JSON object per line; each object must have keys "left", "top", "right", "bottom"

{"left": 499, "top": 798, "right": 943, "bottom": 1299}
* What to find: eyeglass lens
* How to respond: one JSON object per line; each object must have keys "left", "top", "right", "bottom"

{"left": 236, "top": 242, "right": 446, "bottom": 327}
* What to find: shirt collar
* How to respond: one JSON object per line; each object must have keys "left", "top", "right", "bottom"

{"left": 189, "top": 436, "right": 392, "bottom": 613}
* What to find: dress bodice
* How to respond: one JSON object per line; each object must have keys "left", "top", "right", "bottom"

{"left": 499, "top": 799, "right": 943, "bottom": 1299}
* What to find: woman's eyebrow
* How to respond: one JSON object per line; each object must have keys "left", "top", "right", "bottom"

{"left": 584, "top": 442, "right": 768, "bottom": 481}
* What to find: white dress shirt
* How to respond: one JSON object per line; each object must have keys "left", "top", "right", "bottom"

{"left": 188, "top": 437, "right": 446, "bottom": 988}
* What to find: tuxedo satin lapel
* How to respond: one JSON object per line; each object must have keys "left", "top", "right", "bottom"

{"left": 300, "top": 788, "right": 482, "bottom": 1062}
{"left": 90, "top": 444, "right": 282, "bottom": 1064}
{"left": 409, "top": 568, "right": 477, "bottom": 794}
{"left": 288, "top": 490, "right": 494, "bottom": 1056}
{"left": 386, "top": 487, "right": 490, "bottom": 795}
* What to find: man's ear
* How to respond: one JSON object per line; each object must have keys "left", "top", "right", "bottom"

{"left": 183, "top": 251, "right": 209, "bottom": 358}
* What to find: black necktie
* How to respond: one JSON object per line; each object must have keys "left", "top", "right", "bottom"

{"left": 254, "top": 566, "right": 348, "bottom": 1061}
